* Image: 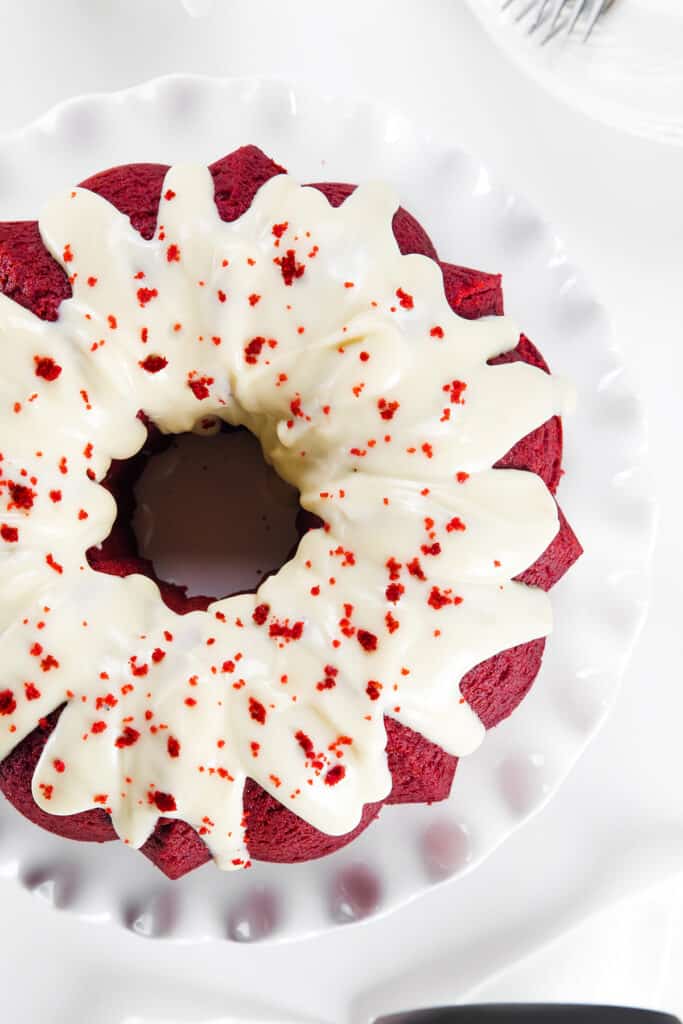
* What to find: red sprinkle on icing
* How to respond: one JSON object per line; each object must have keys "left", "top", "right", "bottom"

{"left": 137, "top": 287, "right": 158, "bottom": 307}
{"left": 34, "top": 356, "right": 62, "bottom": 382}
{"left": 24, "top": 683, "right": 41, "bottom": 701}
{"left": 188, "top": 376, "right": 214, "bottom": 400}
{"left": 430, "top": 325, "right": 444, "bottom": 338}
{"left": 407, "top": 558, "right": 426, "bottom": 581}
{"left": 95, "top": 693, "right": 116, "bottom": 710}
{"left": 385, "top": 582, "right": 404, "bottom": 603}
{"left": 366, "top": 680, "right": 381, "bottom": 701}
{"left": 427, "top": 586, "right": 462, "bottom": 610}
{"left": 252, "top": 603, "right": 270, "bottom": 626}
{"left": 139, "top": 354, "right": 168, "bottom": 373}
{"left": 91, "top": 720, "right": 107, "bottom": 734}
{"left": 152, "top": 791, "right": 176, "bottom": 813}
{"left": 1, "top": 524, "right": 18, "bottom": 543}
{"left": 248, "top": 293, "right": 261, "bottom": 306}
{"left": 324, "top": 764, "right": 345, "bottom": 786}
{"left": 268, "top": 619, "right": 304, "bottom": 641}
{"left": 167, "top": 736, "right": 180, "bottom": 758}
{"left": 276, "top": 249, "right": 305, "bottom": 286}
{"left": 0, "top": 690, "right": 16, "bottom": 715}
{"left": 244, "top": 336, "right": 265, "bottom": 364}
{"left": 249, "top": 697, "right": 267, "bottom": 724}
{"left": 456, "top": 471, "right": 469, "bottom": 483}
{"left": 46, "top": 553, "right": 63, "bottom": 574}
{"left": 295, "top": 730, "right": 315, "bottom": 759}
{"left": 166, "top": 243, "right": 181, "bottom": 263}
{"left": 357, "top": 629, "right": 378, "bottom": 652}
{"left": 9, "top": 484, "right": 35, "bottom": 510}
{"left": 444, "top": 379, "right": 467, "bottom": 405}
{"left": 386, "top": 557, "right": 402, "bottom": 579}
{"left": 115, "top": 726, "right": 141, "bottom": 748}
{"left": 377, "top": 398, "right": 399, "bottom": 420}
{"left": 396, "top": 288, "right": 414, "bottom": 309}
{"left": 290, "top": 395, "right": 305, "bottom": 420}
{"left": 446, "top": 516, "right": 466, "bottom": 532}
{"left": 421, "top": 542, "right": 441, "bottom": 556}
{"left": 316, "top": 665, "right": 338, "bottom": 691}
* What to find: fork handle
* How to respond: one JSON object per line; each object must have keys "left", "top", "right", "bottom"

{"left": 379, "top": 1007, "right": 680, "bottom": 1023}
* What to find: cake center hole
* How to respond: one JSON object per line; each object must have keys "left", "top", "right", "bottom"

{"left": 133, "top": 428, "right": 300, "bottom": 599}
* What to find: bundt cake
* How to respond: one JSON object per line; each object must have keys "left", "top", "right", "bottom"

{"left": 0, "top": 145, "right": 581, "bottom": 878}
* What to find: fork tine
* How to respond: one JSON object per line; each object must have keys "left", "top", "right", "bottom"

{"left": 548, "top": 0, "right": 569, "bottom": 33}
{"left": 568, "top": 0, "right": 589, "bottom": 34}
{"left": 528, "top": 0, "right": 551, "bottom": 34}
{"left": 514, "top": 0, "right": 541, "bottom": 22}
{"left": 532, "top": 0, "right": 611, "bottom": 44}
{"left": 540, "top": 17, "right": 567, "bottom": 44}
{"left": 540, "top": 0, "right": 571, "bottom": 44}
{"left": 583, "top": 0, "right": 605, "bottom": 39}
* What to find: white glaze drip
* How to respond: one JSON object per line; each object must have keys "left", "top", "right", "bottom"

{"left": 0, "top": 166, "right": 564, "bottom": 868}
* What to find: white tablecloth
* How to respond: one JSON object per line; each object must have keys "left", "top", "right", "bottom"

{"left": 0, "top": 2, "right": 681, "bottom": 1021}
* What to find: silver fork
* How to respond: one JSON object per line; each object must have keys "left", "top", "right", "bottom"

{"left": 501, "top": 0, "right": 615, "bottom": 43}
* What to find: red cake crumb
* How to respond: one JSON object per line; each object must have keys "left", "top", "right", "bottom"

{"left": 0, "top": 145, "right": 582, "bottom": 879}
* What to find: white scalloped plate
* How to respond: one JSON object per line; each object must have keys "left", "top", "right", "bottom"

{"left": 0, "top": 75, "right": 655, "bottom": 943}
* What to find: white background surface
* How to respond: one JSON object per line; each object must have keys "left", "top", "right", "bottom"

{"left": 0, "top": 1, "right": 681, "bottom": 1021}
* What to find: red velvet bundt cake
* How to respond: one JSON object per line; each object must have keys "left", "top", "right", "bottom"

{"left": 0, "top": 146, "right": 581, "bottom": 878}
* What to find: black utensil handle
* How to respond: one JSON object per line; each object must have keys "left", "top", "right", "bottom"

{"left": 379, "top": 1007, "right": 680, "bottom": 1024}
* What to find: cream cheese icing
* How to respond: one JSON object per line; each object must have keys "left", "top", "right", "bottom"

{"left": 0, "top": 166, "right": 566, "bottom": 869}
